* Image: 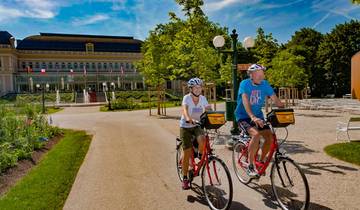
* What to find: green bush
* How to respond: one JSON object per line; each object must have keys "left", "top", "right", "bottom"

{"left": 0, "top": 104, "right": 61, "bottom": 173}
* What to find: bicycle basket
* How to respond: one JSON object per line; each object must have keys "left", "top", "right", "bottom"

{"left": 200, "top": 111, "right": 226, "bottom": 129}
{"left": 266, "top": 108, "right": 295, "bottom": 127}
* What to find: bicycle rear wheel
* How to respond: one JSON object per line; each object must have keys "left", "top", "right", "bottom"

{"left": 232, "top": 142, "right": 252, "bottom": 184}
{"left": 270, "top": 157, "right": 310, "bottom": 210}
{"left": 176, "top": 141, "right": 183, "bottom": 182}
{"left": 201, "top": 156, "right": 233, "bottom": 210}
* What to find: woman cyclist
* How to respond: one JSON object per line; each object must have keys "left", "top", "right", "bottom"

{"left": 179, "top": 77, "right": 211, "bottom": 190}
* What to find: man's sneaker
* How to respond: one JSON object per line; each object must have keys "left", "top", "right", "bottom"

{"left": 182, "top": 179, "right": 190, "bottom": 190}
{"left": 246, "top": 164, "right": 259, "bottom": 178}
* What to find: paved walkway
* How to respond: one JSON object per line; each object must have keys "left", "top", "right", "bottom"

{"left": 297, "top": 99, "right": 360, "bottom": 114}
{"left": 51, "top": 104, "right": 360, "bottom": 210}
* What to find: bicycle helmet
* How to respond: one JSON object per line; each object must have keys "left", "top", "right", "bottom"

{"left": 247, "top": 64, "right": 266, "bottom": 72}
{"left": 187, "top": 77, "right": 203, "bottom": 88}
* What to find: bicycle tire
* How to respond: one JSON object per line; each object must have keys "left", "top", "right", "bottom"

{"left": 270, "top": 157, "right": 310, "bottom": 210}
{"left": 232, "top": 142, "right": 252, "bottom": 184}
{"left": 176, "top": 142, "right": 184, "bottom": 182}
{"left": 201, "top": 156, "right": 233, "bottom": 210}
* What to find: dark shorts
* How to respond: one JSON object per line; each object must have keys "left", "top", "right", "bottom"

{"left": 180, "top": 126, "right": 204, "bottom": 149}
{"left": 238, "top": 118, "right": 270, "bottom": 133}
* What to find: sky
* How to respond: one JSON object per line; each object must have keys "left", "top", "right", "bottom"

{"left": 0, "top": 0, "right": 359, "bottom": 44}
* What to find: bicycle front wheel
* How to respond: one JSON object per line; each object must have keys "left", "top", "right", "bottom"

{"left": 232, "top": 142, "right": 252, "bottom": 184}
{"left": 270, "top": 157, "right": 310, "bottom": 210}
{"left": 201, "top": 156, "right": 233, "bottom": 210}
{"left": 176, "top": 141, "right": 183, "bottom": 182}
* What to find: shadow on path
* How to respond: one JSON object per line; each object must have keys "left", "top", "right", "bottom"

{"left": 280, "top": 140, "right": 316, "bottom": 155}
{"left": 187, "top": 183, "right": 250, "bottom": 210}
{"left": 245, "top": 183, "right": 332, "bottom": 210}
{"left": 297, "top": 161, "right": 358, "bottom": 176}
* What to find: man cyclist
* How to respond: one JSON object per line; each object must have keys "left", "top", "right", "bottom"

{"left": 235, "top": 64, "right": 284, "bottom": 177}
{"left": 179, "top": 77, "right": 211, "bottom": 190}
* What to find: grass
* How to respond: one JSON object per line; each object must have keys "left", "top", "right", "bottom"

{"left": 0, "top": 129, "right": 92, "bottom": 210}
{"left": 46, "top": 107, "right": 64, "bottom": 114}
{"left": 324, "top": 141, "right": 360, "bottom": 166}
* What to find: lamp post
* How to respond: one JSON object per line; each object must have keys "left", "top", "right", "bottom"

{"left": 36, "top": 83, "right": 49, "bottom": 114}
{"left": 213, "top": 29, "right": 254, "bottom": 139}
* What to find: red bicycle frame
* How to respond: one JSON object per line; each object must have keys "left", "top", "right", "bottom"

{"left": 185, "top": 133, "right": 220, "bottom": 185}
{"left": 238, "top": 132, "right": 280, "bottom": 175}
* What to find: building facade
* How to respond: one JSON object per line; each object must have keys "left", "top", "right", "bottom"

{"left": 0, "top": 31, "right": 144, "bottom": 96}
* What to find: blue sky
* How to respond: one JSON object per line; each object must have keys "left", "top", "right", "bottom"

{"left": 0, "top": 0, "right": 359, "bottom": 43}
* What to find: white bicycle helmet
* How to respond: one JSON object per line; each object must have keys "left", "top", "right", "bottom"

{"left": 187, "top": 77, "right": 203, "bottom": 88}
{"left": 247, "top": 64, "right": 266, "bottom": 72}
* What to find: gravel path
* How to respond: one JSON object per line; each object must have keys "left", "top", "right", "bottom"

{"left": 51, "top": 104, "right": 360, "bottom": 210}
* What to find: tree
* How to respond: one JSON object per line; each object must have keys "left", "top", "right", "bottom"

{"left": 286, "top": 28, "right": 323, "bottom": 96}
{"left": 267, "top": 49, "right": 307, "bottom": 88}
{"left": 136, "top": 0, "right": 229, "bottom": 113}
{"left": 317, "top": 20, "right": 360, "bottom": 97}
{"left": 352, "top": 0, "right": 360, "bottom": 4}
{"left": 137, "top": 0, "right": 229, "bottom": 86}
{"left": 252, "top": 28, "right": 279, "bottom": 68}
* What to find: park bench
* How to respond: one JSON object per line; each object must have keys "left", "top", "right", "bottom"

{"left": 336, "top": 116, "right": 360, "bottom": 141}
{"left": 342, "top": 94, "right": 352, "bottom": 99}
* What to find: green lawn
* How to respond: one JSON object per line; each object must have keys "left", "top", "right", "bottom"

{"left": 324, "top": 141, "right": 360, "bottom": 166}
{"left": 0, "top": 129, "right": 92, "bottom": 210}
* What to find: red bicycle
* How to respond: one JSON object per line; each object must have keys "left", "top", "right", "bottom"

{"left": 232, "top": 109, "right": 310, "bottom": 210}
{"left": 176, "top": 111, "right": 233, "bottom": 210}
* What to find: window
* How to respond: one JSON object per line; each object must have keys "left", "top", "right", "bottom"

{"left": 61, "top": 62, "right": 66, "bottom": 69}
{"left": 22, "top": 62, "right": 26, "bottom": 69}
{"left": 92, "top": 63, "right": 96, "bottom": 70}
{"left": 109, "top": 63, "right": 113, "bottom": 69}
{"left": 29, "top": 62, "right": 33, "bottom": 69}
{"left": 103, "top": 63, "right": 107, "bottom": 69}
{"left": 125, "top": 63, "right": 129, "bottom": 69}
{"left": 67, "top": 63, "right": 72, "bottom": 69}
{"left": 137, "top": 83, "right": 144, "bottom": 89}
{"left": 55, "top": 62, "right": 59, "bottom": 69}
{"left": 115, "top": 63, "right": 119, "bottom": 69}
{"left": 74, "top": 63, "right": 78, "bottom": 69}
{"left": 86, "top": 43, "right": 94, "bottom": 53}
{"left": 97, "top": 63, "right": 102, "bottom": 69}
{"left": 35, "top": 62, "right": 40, "bottom": 69}
{"left": 49, "top": 62, "right": 53, "bottom": 69}
{"left": 86, "top": 63, "right": 90, "bottom": 70}
{"left": 80, "top": 63, "right": 84, "bottom": 69}
{"left": 42, "top": 62, "right": 47, "bottom": 69}
{"left": 0, "top": 59, "right": 2, "bottom": 68}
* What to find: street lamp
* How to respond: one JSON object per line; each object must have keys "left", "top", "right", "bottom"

{"left": 213, "top": 29, "right": 254, "bottom": 139}
{"left": 36, "top": 83, "right": 49, "bottom": 114}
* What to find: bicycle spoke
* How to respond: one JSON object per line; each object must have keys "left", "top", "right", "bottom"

{"left": 232, "top": 142, "right": 251, "bottom": 184}
{"left": 202, "top": 157, "right": 233, "bottom": 210}
{"left": 271, "top": 158, "right": 310, "bottom": 210}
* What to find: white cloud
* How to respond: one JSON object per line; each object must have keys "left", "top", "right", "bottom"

{"left": 0, "top": 0, "right": 61, "bottom": 22}
{"left": 312, "top": 0, "right": 360, "bottom": 20}
{"left": 72, "top": 14, "right": 110, "bottom": 26}
{"left": 203, "top": 0, "right": 259, "bottom": 12}
{"left": 313, "top": 12, "right": 331, "bottom": 28}
{"left": 259, "top": 0, "right": 305, "bottom": 10}
{"left": 0, "top": 5, "right": 23, "bottom": 21}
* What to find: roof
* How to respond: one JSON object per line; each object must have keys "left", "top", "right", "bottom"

{"left": 16, "top": 32, "right": 142, "bottom": 53}
{"left": 0, "top": 31, "right": 13, "bottom": 45}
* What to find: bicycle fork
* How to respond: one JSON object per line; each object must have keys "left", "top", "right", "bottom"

{"left": 274, "top": 157, "right": 295, "bottom": 188}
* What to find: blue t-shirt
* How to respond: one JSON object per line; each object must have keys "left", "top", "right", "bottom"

{"left": 235, "top": 79, "right": 275, "bottom": 121}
